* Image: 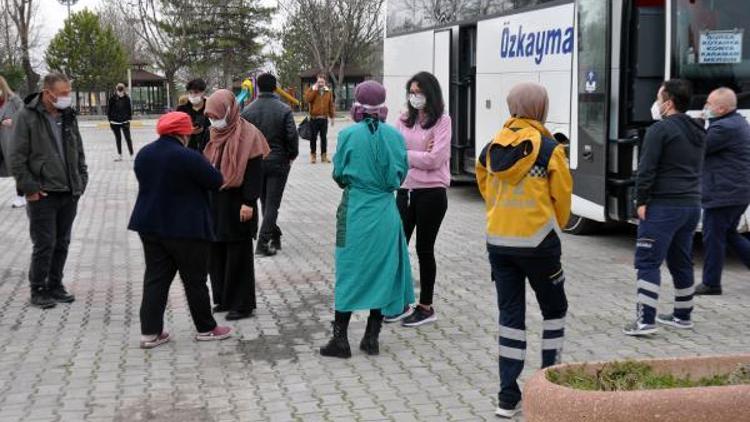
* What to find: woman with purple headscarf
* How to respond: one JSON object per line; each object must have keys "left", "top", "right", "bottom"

{"left": 320, "top": 81, "right": 415, "bottom": 359}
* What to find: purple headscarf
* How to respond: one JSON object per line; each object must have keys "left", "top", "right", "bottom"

{"left": 350, "top": 80, "right": 388, "bottom": 122}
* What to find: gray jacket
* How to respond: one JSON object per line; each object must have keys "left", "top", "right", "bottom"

{"left": 0, "top": 94, "right": 24, "bottom": 177}
{"left": 10, "top": 93, "right": 88, "bottom": 196}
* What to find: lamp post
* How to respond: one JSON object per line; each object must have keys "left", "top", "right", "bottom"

{"left": 57, "top": 0, "right": 79, "bottom": 19}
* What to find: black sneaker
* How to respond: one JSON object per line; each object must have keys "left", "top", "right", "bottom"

{"left": 48, "top": 287, "right": 75, "bottom": 303}
{"left": 656, "top": 313, "right": 694, "bottom": 329}
{"left": 402, "top": 306, "right": 437, "bottom": 327}
{"left": 694, "top": 283, "right": 722, "bottom": 296}
{"left": 495, "top": 400, "right": 521, "bottom": 418}
{"left": 271, "top": 235, "right": 281, "bottom": 251}
{"left": 30, "top": 292, "right": 57, "bottom": 309}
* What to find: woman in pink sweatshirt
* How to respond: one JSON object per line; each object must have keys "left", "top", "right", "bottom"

{"left": 385, "top": 71, "right": 452, "bottom": 327}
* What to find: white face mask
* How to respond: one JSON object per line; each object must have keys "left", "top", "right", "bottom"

{"left": 117, "top": 91, "right": 125, "bottom": 97}
{"left": 0, "top": 89, "right": 4, "bottom": 97}
{"left": 209, "top": 110, "right": 229, "bottom": 129}
{"left": 650, "top": 101, "right": 663, "bottom": 121}
{"left": 188, "top": 95, "right": 203, "bottom": 105}
{"left": 53, "top": 95, "right": 73, "bottom": 110}
{"left": 409, "top": 93, "right": 427, "bottom": 110}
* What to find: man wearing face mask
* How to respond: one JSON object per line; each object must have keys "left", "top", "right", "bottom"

{"left": 107, "top": 83, "right": 134, "bottom": 161}
{"left": 303, "top": 73, "right": 335, "bottom": 163}
{"left": 624, "top": 79, "right": 706, "bottom": 336}
{"left": 694, "top": 88, "right": 750, "bottom": 296}
{"left": 10, "top": 72, "right": 88, "bottom": 309}
{"left": 128, "top": 112, "right": 232, "bottom": 348}
{"left": 176, "top": 78, "right": 211, "bottom": 151}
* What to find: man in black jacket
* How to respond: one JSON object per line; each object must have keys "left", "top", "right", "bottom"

{"left": 10, "top": 72, "right": 88, "bottom": 309}
{"left": 241, "top": 73, "right": 299, "bottom": 256}
{"left": 107, "top": 83, "right": 133, "bottom": 161}
{"left": 624, "top": 79, "right": 706, "bottom": 336}
{"left": 176, "top": 78, "right": 211, "bottom": 152}
{"left": 694, "top": 88, "right": 750, "bottom": 296}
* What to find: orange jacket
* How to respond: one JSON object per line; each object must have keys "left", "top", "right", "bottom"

{"left": 304, "top": 87, "right": 335, "bottom": 118}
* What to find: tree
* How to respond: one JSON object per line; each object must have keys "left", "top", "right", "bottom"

{"left": 3, "top": 0, "right": 40, "bottom": 94}
{"left": 97, "top": 0, "right": 147, "bottom": 63}
{"left": 45, "top": 9, "right": 129, "bottom": 114}
{"left": 274, "top": 10, "right": 315, "bottom": 90}
{"left": 161, "top": 0, "right": 273, "bottom": 88}
{"left": 279, "top": 0, "right": 384, "bottom": 99}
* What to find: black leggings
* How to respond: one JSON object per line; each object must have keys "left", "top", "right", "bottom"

{"left": 397, "top": 187, "right": 448, "bottom": 306}
{"left": 111, "top": 123, "right": 133, "bottom": 155}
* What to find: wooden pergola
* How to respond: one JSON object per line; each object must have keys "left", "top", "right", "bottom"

{"left": 128, "top": 64, "right": 169, "bottom": 115}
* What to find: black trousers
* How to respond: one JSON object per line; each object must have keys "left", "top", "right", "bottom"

{"left": 703, "top": 204, "right": 750, "bottom": 287}
{"left": 111, "top": 123, "right": 133, "bottom": 156}
{"left": 209, "top": 239, "right": 256, "bottom": 312}
{"left": 397, "top": 188, "right": 448, "bottom": 306}
{"left": 490, "top": 252, "right": 567, "bottom": 406}
{"left": 309, "top": 118, "right": 328, "bottom": 154}
{"left": 26, "top": 192, "right": 78, "bottom": 291}
{"left": 139, "top": 235, "right": 217, "bottom": 335}
{"left": 259, "top": 160, "right": 290, "bottom": 243}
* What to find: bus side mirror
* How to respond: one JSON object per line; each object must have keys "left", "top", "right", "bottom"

{"left": 553, "top": 132, "right": 569, "bottom": 145}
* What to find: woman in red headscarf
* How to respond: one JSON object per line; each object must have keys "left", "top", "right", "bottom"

{"left": 204, "top": 89, "right": 270, "bottom": 321}
{"left": 128, "top": 112, "right": 232, "bottom": 349}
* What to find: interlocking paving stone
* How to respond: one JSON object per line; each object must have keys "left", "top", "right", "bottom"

{"left": 0, "top": 121, "right": 748, "bottom": 421}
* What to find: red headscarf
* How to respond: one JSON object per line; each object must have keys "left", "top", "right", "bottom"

{"left": 203, "top": 90, "right": 269, "bottom": 189}
{"left": 156, "top": 112, "right": 194, "bottom": 136}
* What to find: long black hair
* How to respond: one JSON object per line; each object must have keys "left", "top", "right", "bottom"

{"left": 401, "top": 71, "right": 444, "bottom": 130}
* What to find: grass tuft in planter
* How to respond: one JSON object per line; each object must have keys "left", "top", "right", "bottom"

{"left": 547, "top": 360, "right": 750, "bottom": 391}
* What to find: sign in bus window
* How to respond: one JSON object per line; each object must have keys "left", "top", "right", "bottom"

{"left": 699, "top": 30, "right": 744, "bottom": 64}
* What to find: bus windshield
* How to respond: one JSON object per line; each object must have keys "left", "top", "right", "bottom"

{"left": 672, "top": 0, "right": 750, "bottom": 108}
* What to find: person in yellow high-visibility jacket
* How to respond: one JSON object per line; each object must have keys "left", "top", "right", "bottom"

{"left": 475, "top": 82, "right": 572, "bottom": 418}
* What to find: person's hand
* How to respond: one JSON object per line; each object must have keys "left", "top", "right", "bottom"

{"left": 637, "top": 205, "right": 647, "bottom": 221}
{"left": 240, "top": 205, "right": 253, "bottom": 222}
{"left": 26, "top": 191, "right": 47, "bottom": 202}
{"left": 426, "top": 139, "right": 435, "bottom": 152}
{"left": 1, "top": 118, "right": 12, "bottom": 127}
{"left": 192, "top": 126, "right": 203, "bottom": 134}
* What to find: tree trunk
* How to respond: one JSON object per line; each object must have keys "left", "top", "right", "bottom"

{"left": 19, "top": 27, "right": 38, "bottom": 94}
{"left": 164, "top": 68, "right": 176, "bottom": 109}
{"left": 336, "top": 60, "right": 346, "bottom": 110}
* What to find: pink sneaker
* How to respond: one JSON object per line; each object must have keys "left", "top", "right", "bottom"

{"left": 140, "top": 331, "right": 170, "bottom": 349}
{"left": 195, "top": 325, "right": 232, "bottom": 341}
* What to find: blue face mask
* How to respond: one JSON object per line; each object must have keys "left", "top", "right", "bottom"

{"left": 703, "top": 106, "right": 716, "bottom": 120}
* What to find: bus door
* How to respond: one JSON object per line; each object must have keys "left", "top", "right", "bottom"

{"left": 609, "top": 0, "right": 666, "bottom": 221}
{"left": 450, "top": 25, "right": 477, "bottom": 180}
{"left": 572, "top": 0, "right": 610, "bottom": 222}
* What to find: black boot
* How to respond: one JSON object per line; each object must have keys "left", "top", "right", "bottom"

{"left": 255, "top": 239, "right": 277, "bottom": 257}
{"left": 320, "top": 320, "right": 351, "bottom": 359}
{"left": 359, "top": 312, "right": 383, "bottom": 356}
{"left": 271, "top": 227, "right": 282, "bottom": 251}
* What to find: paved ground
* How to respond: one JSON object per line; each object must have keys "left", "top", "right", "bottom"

{"left": 0, "top": 121, "right": 748, "bottom": 422}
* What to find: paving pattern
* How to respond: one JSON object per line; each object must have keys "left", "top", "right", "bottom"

{"left": 0, "top": 119, "right": 748, "bottom": 421}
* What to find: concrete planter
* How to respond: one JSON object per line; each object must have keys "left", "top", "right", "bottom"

{"left": 523, "top": 354, "right": 750, "bottom": 422}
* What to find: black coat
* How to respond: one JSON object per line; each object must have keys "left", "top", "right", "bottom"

{"left": 702, "top": 111, "right": 750, "bottom": 209}
{"left": 107, "top": 94, "right": 132, "bottom": 123}
{"left": 636, "top": 114, "right": 706, "bottom": 207}
{"left": 128, "top": 135, "right": 223, "bottom": 240}
{"left": 241, "top": 93, "right": 299, "bottom": 161}
{"left": 177, "top": 102, "right": 210, "bottom": 151}
{"left": 211, "top": 156, "right": 263, "bottom": 241}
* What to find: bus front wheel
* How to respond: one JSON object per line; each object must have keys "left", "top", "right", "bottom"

{"left": 563, "top": 214, "right": 601, "bottom": 235}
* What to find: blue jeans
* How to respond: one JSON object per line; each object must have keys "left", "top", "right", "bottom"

{"left": 490, "top": 252, "right": 567, "bottom": 406}
{"left": 635, "top": 205, "right": 700, "bottom": 324}
{"left": 702, "top": 204, "right": 750, "bottom": 287}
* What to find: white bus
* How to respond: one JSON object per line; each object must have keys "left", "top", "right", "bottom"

{"left": 384, "top": 0, "right": 750, "bottom": 234}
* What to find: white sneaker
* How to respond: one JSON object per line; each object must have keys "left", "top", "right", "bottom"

{"left": 495, "top": 401, "right": 522, "bottom": 418}
{"left": 11, "top": 195, "right": 26, "bottom": 208}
